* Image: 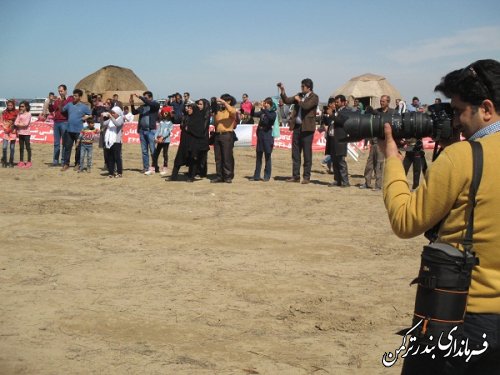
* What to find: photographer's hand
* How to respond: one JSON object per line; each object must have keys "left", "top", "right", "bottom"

{"left": 379, "top": 123, "right": 403, "bottom": 160}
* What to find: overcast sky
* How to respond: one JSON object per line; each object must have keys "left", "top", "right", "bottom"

{"left": 1, "top": 0, "right": 499, "bottom": 104}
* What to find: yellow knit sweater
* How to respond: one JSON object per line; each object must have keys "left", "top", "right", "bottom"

{"left": 215, "top": 106, "right": 237, "bottom": 133}
{"left": 384, "top": 133, "right": 500, "bottom": 314}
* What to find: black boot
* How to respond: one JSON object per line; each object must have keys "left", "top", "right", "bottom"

{"left": 168, "top": 166, "right": 180, "bottom": 181}
{"left": 187, "top": 162, "right": 197, "bottom": 182}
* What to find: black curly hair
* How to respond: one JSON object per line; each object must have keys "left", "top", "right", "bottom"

{"left": 220, "top": 93, "right": 236, "bottom": 106}
{"left": 434, "top": 59, "right": 500, "bottom": 114}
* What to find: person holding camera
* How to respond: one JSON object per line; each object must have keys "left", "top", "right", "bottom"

{"left": 103, "top": 107, "right": 124, "bottom": 178}
{"left": 130, "top": 91, "right": 160, "bottom": 174}
{"left": 379, "top": 59, "right": 500, "bottom": 374}
{"left": 211, "top": 94, "right": 237, "bottom": 183}
{"left": 252, "top": 97, "right": 277, "bottom": 181}
{"left": 279, "top": 79, "right": 319, "bottom": 184}
{"left": 325, "top": 95, "right": 351, "bottom": 187}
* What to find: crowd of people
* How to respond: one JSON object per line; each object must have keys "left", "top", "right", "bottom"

{"left": 2, "top": 80, "right": 432, "bottom": 187}
{"left": 2, "top": 59, "right": 499, "bottom": 373}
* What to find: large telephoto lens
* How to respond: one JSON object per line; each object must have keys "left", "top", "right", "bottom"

{"left": 335, "top": 112, "right": 434, "bottom": 142}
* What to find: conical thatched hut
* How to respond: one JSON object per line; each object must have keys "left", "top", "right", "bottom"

{"left": 332, "top": 73, "right": 402, "bottom": 109}
{"left": 75, "top": 65, "right": 148, "bottom": 104}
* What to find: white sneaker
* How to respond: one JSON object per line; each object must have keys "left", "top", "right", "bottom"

{"left": 159, "top": 167, "right": 168, "bottom": 176}
{"left": 144, "top": 169, "right": 155, "bottom": 175}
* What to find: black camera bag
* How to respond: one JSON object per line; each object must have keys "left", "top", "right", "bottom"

{"left": 410, "top": 242, "right": 478, "bottom": 340}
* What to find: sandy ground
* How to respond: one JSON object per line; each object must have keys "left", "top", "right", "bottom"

{"left": 0, "top": 143, "right": 429, "bottom": 374}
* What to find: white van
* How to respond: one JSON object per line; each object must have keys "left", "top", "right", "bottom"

{"left": 30, "top": 98, "right": 46, "bottom": 116}
{"left": 0, "top": 98, "right": 7, "bottom": 114}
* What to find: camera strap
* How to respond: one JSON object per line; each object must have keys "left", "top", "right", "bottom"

{"left": 462, "top": 141, "right": 483, "bottom": 254}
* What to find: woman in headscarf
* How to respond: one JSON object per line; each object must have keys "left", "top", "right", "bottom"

{"left": 169, "top": 107, "right": 190, "bottom": 181}
{"left": 184, "top": 102, "right": 210, "bottom": 182}
{"left": 103, "top": 106, "right": 124, "bottom": 178}
{"left": 252, "top": 97, "right": 277, "bottom": 181}
{"left": 196, "top": 98, "right": 211, "bottom": 178}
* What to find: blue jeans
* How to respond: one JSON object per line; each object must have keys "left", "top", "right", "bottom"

{"left": 2, "top": 139, "right": 15, "bottom": 164}
{"left": 139, "top": 129, "right": 155, "bottom": 170}
{"left": 79, "top": 143, "right": 93, "bottom": 170}
{"left": 63, "top": 131, "right": 80, "bottom": 166}
{"left": 53, "top": 121, "right": 67, "bottom": 164}
{"left": 254, "top": 151, "right": 272, "bottom": 180}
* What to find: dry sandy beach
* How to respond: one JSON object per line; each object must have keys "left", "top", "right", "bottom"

{"left": 0, "top": 144, "right": 428, "bottom": 374}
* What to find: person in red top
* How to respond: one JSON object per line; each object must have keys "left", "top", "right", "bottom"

{"left": 1, "top": 99, "right": 19, "bottom": 167}
{"left": 48, "top": 84, "right": 73, "bottom": 166}
{"left": 240, "top": 93, "right": 254, "bottom": 116}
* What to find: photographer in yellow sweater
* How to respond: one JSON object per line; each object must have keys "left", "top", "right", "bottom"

{"left": 380, "top": 59, "right": 500, "bottom": 374}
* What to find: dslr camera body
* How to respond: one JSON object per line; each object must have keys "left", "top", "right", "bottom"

{"left": 210, "top": 97, "right": 226, "bottom": 114}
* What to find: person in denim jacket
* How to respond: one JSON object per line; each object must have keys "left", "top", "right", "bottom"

{"left": 146, "top": 106, "right": 173, "bottom": 176}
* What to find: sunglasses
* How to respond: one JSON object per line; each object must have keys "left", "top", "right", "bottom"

{"left": 462, "top": 64, "right": 492, "bottom": 98}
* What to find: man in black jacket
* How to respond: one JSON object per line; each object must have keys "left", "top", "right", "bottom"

{"left": 130, "top": 91, "right": 160, "bottom": 174}
{"left": 326, "top": 95, "right": 350, "bottom": 187}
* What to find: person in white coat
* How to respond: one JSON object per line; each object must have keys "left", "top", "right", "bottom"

{"left": 103, "top": 106, "right": 124, "bottom": 177}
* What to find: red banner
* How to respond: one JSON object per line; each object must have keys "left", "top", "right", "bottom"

{"left": 251, "top": 127, "right": 327, "bottom": 152}
{"left": 0, "top": 121, "right": 187, "bottom": 145}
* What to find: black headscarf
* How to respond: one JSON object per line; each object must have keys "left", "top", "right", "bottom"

{"left": 198, "top": 99, "right": 211, "bottom": 131}
{"left": 186, "top": 103, "right": 205, "bottom": 138}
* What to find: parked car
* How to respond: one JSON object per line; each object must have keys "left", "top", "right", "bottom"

{"left": 0, "top": 98, "right": 7, "bottom": 114}
{"left": 30, "top": 98, "right": 46, "bottom": 116}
